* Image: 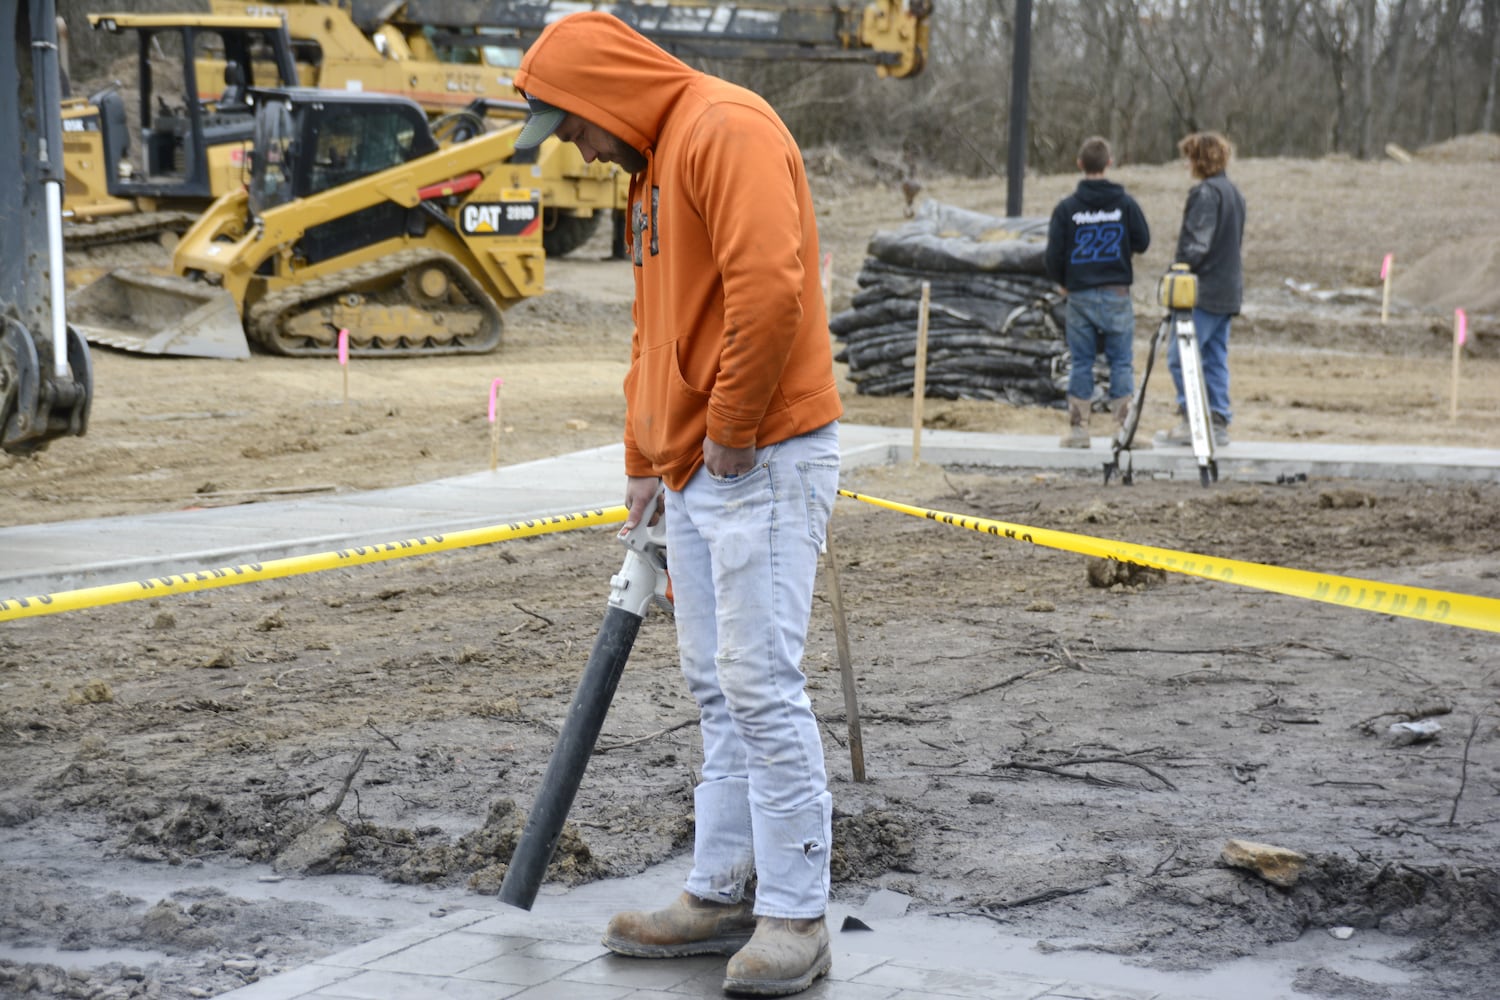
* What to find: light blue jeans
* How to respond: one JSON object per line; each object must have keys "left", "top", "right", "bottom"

{"left": 1064, "top": 286, "right": 1136, "bottom": 402}
{"left": 1168, "top": 308, "right": 1233, "bottom": 422}
{"left": 665, "top": 421, "right": 840, "bottom": 919}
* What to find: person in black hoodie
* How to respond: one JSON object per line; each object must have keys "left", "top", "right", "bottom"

{"left": 1045, "top": 136, "right": 1151, "bottom": 448}
{"left": 1156, "top": 131, "right": 1246, "bottom": 448}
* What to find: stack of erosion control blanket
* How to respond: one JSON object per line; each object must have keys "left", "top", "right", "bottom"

{"left": 831, "top": 201, "right": 1067, "bottom": 404}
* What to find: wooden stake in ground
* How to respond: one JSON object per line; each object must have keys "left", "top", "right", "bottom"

{"left": 911, "top": 280, "right": 931, "bottom": 464}
{"left": 338, "top": 328, "right": 350, "bottom": 405}
{"left": 489, "top": 377, "right": 504, "bottom": 470}
{"left": 1450, "top": 308, "right": 1466, "bottom": 422}
{"left": 822, "top": 521, "right": 866, "bottom": 782}
{"left": 1380, "top": 253, "right": 1393, "bottom": 325}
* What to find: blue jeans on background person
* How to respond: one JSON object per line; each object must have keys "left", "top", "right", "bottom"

{"left": 1065, "top": 286, "right": 1135, "bottom": 402}
{"left": 664, "top": 421, "right": 840, "bottom": 919}
{"left": 1167, "top": 308, "right": 1233, "bottom": 422}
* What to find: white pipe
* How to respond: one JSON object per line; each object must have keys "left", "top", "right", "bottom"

{"left": 45, "top": 177, "right": 69, "bottom": 378}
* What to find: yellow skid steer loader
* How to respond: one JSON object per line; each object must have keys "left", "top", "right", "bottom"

{"left": 70, "top": 87, "right": 545, "bottom": 358}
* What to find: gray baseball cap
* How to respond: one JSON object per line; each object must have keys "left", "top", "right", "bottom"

{"left": 515, "top": 93, "right": 566, "bottom": 149}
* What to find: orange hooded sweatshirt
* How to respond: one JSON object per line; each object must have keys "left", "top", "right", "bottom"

{"left": 513, "top": 13, "right": 843, "bottom": 490}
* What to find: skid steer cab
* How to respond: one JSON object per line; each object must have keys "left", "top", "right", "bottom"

{"left": 73, "top": 87, "right": 546, "bottom": 359}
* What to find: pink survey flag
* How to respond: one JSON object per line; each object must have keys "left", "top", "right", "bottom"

{"left": 337, "top": 328, "right": 349, "bottom": 365}
{"left": 1380, "top": 253, "right": 1392, "bottom": 280}
{"left": 489, "top": 377, "right": 504, "bottom": 422}
{"left": 1455, "top": 308, "right": 1467, "bottom": 346}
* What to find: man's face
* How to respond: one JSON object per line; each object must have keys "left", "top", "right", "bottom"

{"left": 554, "top": 114, "right": 648, "bottom": 175}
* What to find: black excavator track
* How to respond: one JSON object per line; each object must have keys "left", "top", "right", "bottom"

{"left": 63, "top": 210, "right": 202, "bottom": 249}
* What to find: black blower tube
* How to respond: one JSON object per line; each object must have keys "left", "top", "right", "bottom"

{"left": 498, "top": 602, "right": 643, "bottom": 910}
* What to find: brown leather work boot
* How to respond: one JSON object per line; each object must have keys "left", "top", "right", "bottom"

{"left": 1059, "top": 395, "right": 1091, "bottom": 448}
{"left": 722, "top": 916, "right": 831, "bottom": 996}
{"left": 602, "top": 891, "right": 756, "bottom": 958}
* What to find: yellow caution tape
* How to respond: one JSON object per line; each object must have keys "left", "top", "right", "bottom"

{"left": 9, "top": 489, "right": 1497, "bottom": 635}
{"left": 839, "top": 489, "right": 1500, "bottom": 634}
{"left": 0, "top": 506, "right": 628, "bottom": 623}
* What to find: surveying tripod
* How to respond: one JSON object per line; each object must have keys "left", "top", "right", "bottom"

{"left": 1104, "top": 264, "right": 1218, "bottom": 488}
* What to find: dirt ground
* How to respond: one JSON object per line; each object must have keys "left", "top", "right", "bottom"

{"left": 2, "top": 139, "right": 1499, "bottom": 999}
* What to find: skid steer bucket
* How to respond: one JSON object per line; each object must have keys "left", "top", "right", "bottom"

{"left": 68, "top": 270, "right": 249, "bottom": 360}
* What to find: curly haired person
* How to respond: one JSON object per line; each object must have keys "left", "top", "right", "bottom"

{"left": 1157, "top": 131, "right": 1247, "bottom": 447}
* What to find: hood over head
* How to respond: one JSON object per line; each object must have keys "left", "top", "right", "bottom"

{"left": 1074, "top": 177, "right": 1126, "bottom": 208}
{"left": 513, "top": 12, "right": 701, "bottom": 158}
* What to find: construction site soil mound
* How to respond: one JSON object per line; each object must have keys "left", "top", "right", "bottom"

{"left": 3, "top": 147, "right": 1499, "bottom": 999}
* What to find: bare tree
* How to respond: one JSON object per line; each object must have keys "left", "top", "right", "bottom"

{"left": 55, "top": 0, "right": 1498, "bottom": 180}
{"left": 1376, "top": 0, "right": 1416, "bottom": 145}
{"left": 1480, "top": 0, "right": 1500, "bottom": 131}
{"left": 1356, "top": 0, "right": 1377, "bottom": 156}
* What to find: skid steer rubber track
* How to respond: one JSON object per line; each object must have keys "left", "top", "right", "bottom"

{"left": 246, "top": 247, "right": 504, "bottom": 357}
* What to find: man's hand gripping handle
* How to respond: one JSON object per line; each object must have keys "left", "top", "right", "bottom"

{"left": 610, "top": 485, "right": 669, "bottom": 618}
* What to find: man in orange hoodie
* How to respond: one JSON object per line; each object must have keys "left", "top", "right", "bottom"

{"left": 514, "top": 12, "right": 843, "bottom": 997}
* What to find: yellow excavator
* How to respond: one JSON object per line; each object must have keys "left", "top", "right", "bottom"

{"left": 380, "top": 0, "right": 931, "bottom": 78}
{"left": 205, "top": 0, "right": 930, "bottom": 94}
{"left": 71, "top": 87, "right": 545, "bottom": 359}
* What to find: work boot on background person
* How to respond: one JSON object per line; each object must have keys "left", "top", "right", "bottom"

{"left": 1154, "top": 409, "right": 1231, "bottom": 448}
{"left": 723, "top": 915, "right": 831, "bottom": 997}
{"left": 1211, "top": 411, "right": 1230, "bottom": 447}
{"left": 603, "top": 891, "right": 756, "bottom": 958}
{"left": 1154, "top": 407, "right": 1192, "bottom": 447}
{"left": 1112, "top": 396, "right": 1150, "bottom": 450}
{"left": 1059, "top": 395, "right": 1092, "bottom": 448}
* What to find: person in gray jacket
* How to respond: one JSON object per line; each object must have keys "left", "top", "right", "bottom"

{"left": 1156, "top": 131, "right": 1246, "bottom": 447}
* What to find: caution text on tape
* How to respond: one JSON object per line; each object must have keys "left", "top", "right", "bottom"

{"left": 0, "top": 507, "right": 627, "bottom": 622}
{"left": 839, "top": 489, "right": 1500, "bottom": 634}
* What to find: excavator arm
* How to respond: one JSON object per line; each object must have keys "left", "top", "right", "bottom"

{"left": 1, "top": 0, "right": 92, "bottom": 453}
{"left": 359, "top": 0, "right": 931, "bottom": 78}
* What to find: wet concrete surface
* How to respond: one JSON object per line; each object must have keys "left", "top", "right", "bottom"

{"left": 0, "top": 823, "right": 1419, "bottom": 1000}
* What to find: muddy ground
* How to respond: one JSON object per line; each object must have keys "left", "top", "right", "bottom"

{"left": 2, "top": 139, "right": 1499, "bottom": 999}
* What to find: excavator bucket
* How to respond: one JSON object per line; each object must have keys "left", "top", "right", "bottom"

{"left": 68, "top": 269, "right": 250, "bottom": 360}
